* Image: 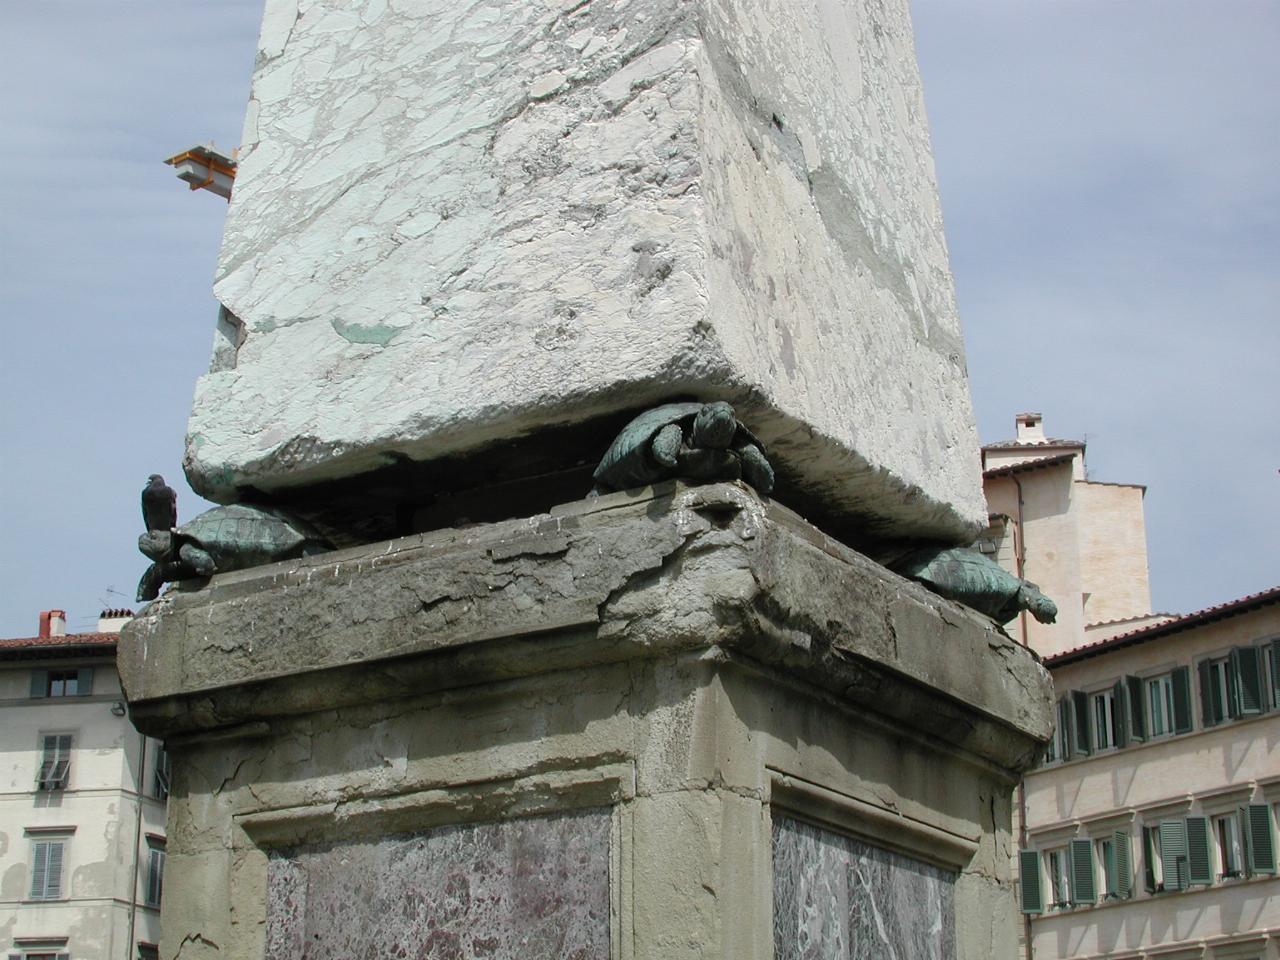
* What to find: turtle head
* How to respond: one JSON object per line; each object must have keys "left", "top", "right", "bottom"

{"left": 138, "top": 530, "right": 174, "bottom": 562}
{"left": 692, "top": 402, "right": 737, "bottom": 450}
{"left": 1020, "top": 583, "right": 1058, "bottom": 624}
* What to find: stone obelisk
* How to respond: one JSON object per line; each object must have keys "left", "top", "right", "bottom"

{"left": 121, "top": 2, "right": 1051, "bottom": 958}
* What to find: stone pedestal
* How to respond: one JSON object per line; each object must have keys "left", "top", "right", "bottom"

{"left": 120, "top": 484, "right": 1050, "bottom": 959}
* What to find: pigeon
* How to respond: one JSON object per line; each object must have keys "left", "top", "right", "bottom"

{"left": 141, "top": 474, "right": 178, "bottom": 532}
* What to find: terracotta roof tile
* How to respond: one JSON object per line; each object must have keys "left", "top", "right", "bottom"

{"left": 1046, "top": 586, "right": 1280, "bottom": 666}
{"left": 0, "top": 632, "right": 118, "bottom": 653}
{"left": 982, "top": 453, "right": 1078, "bottom": 479}
{"left": 982, "top": 438, "right": 1084, "bottom": 450}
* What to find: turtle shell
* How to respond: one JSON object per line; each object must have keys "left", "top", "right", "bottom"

{"left": 894, "top": 547, "right": 1025, "bottom": 624}
{"left": 175, "top": 504, "right": 330, "bottom": 572}
{"left": 593, "top": 402, "right": 708, "bottom": 489}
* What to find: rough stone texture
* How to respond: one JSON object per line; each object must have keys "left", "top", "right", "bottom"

{"left": 265, "top": 809, "right": 610, "bottom": 958}
{"left": 772, "top": 816, "right": 955, "bottom": 959}
{"left": 187, "top": 0, "right": 984, "bottom": 543}
{"left": 119, "top": 484, "right": 1050, "bottom": 960}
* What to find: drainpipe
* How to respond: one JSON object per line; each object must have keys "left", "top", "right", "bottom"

{"left": 1011, "top": 473, "right": 1034, "bottom": 960}
{"left": 1011, "top": 475, "right": 1029, "bottom": 648}
{"left": 126, "top": 733, "right": 146, "bottom": 960}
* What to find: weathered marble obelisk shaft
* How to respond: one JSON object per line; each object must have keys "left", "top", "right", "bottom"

{"left": 188, "top": 0, "right": 984, "bottom": 543}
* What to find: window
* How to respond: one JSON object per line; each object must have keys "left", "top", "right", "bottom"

{"left": 1200, "top": 648, "right": 1266, "bottom": 725}
{"left": 145, "top": 838, "right": 166, "bottom": 907}
{"left": 36, "top": 735, "right": 72, "bottom": 791}
{"left": 1143, "top": 821, "right": 1191, "bottom": 892}
{"left": 1265, "top": 641, "right": 1279, "bottom": 709}
{"left": 1021, "top": 839, "right": 1097, "bottom": 911}
{"left": 1148, "top": 673, "right": 1175, "bottom": 737}
{"left": 152, "top": 746, "right": 171, "bottom": 801}
{"left": 29, "top": 838, "right": 66, "bottom": 900}
{"left": 1092, "top": 689, "right": 1119, "bottom": 750}
{"left": 1097, "top": 832, "right": 1133, "bottom": 899}
{"left": 1241, "top": 803, "right": 1277, "bottom": 876}
{"left": 29, "top": 667, "right": 93, "bottom": 699}
{"left": 1045, "top": 847, "right": 1070, "bottom": 908}
{"left": 1215, "top": 814, "right": 1243, "bottom": 878}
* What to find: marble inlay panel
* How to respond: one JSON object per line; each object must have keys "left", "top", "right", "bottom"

{"left": 264, "top": 808, "right": 610, "bottom": 959}
{"left": 772, "top": 815, "right": 956, "bottom": 960}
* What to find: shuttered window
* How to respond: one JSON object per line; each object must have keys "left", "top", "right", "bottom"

{"left": 145, "top": 841, "right": 166, "bottom": 907}
{"left": 1069, "top": 838, "right": 1096, "bottom": 904}
{"left": 29, "top": 839, "right": 66, "bottom": 900}
{"left": 1242, "top": 804, "right": 1277, "bottom": 875}
{"left": 1071, "top": 690, "right": 1092, "bottom": 756}
{"left": 1185, "top": 816, "right": 1212, "bottom": 885}
{"left": 36, "top": 735, "right": 72, "bottom": 791}
{"left": 1019, "top": 849, "right": 1043, "bottom": 914}
{"left": 152, "top": 747, "right": 171, "bottom": 801}
{"left": 1170, "top": 666, "right": 1193, "bottom": 733}
{"left": 1121, "top": 675, "right": 1144, "bottom": 743}
{"left": 1147, "top": 673, "right": 1175, "bottom": 737}
{"left": 1232, "top": 647, "right": 1265, "bottom": 716}
{"left": 1098, "top": 832, "right": 1133, "bottom": 899}
{"left": 1158, "top": 819, "right": 1189, "bottom": 891}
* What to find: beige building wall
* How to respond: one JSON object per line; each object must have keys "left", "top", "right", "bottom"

{"left": 0, "top": 636, "right": 167, "bottom": 960}
{"left": 1021, "top": 600, "right": 1280, "bottom": 960}
{"left": 1077, "top": 481, "right": 1154, "bottom": 629}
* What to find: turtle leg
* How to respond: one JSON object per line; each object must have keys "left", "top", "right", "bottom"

{"left": 178, "top": 543, "right": 217, "bottom": 578}
{"left": 735, "top": 442, "right": 775, "bottom": 496}
{"left": 650, "top": 423, "right": 684, "bottom": 470}
{"left": 136, "top": 563, "right": 166, "bottom": 603}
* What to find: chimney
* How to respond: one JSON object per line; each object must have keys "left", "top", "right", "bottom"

{"left": 98, "top": 608, "right": 135, "bottom": 633}
{"left": 1015, "top": 412, "right": 1046, "bottom": 444}
{"left": 39, "top": 609, "right": 67, "bottom": 638}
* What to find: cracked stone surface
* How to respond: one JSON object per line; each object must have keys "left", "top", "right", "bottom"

{"left": 186, "top": 0, "right": 984, "bottom": 544}
{"left": 121, "top": 483, "right": 1051, "bottom": 767}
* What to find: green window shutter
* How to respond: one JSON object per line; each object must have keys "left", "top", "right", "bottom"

{"left": 1113, "top": 831, "right": 1132, "bottom": 899}
{"left": 1019, "top": 849, "right": 1044, "bottom": 914}
{"left": 30, "top": 841, "right": 49, "bottom": 898}
{"left": 1271, "top": 639, "right": 1280, "bottom": 708}
{"left": 1069, "top": 837, "right": 1096, "bottom": 904}
{"left": 1112, "top": 679, "right": 1129, "bottom": 747}
{"left": 1198, "top": 660, "right": 1216, "bottom": 726}
{"left": 30, "top": 669, "right": 48, "bottom": 698}
{"left": 1243, "top": 804, "right": 1276, "bottom": 874}
{"left": 1125, "top": 675, "right": 1146, "bottom": 741}
{"left": 1172, "top": 665, "right": 1194, "bottom": 733}
{"left": 76, "top": 666, "right": 94, "bottom": 697}
{"left": 1185, "top": 816, "right": 1212, "bottom": 884}
{"left": 1072, "top": 690, "right": 1092, "bottom": 755}
{"left": 1057, "top": 700, "right": 1073, "bottom": 760}
{"left": 1159, "top": 819, "right": 1188, "bottom": 890}
{"left": 1231, "top": 647, "right": 1263, "bottom": 716}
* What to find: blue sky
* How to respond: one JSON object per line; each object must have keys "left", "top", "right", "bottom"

{"left": 1, "top": 1, "right": 1276, "bottom": 635}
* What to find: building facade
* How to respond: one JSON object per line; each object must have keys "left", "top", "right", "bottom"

{"left": 1018, "top": 590, "right": 1280, "bottom": 960}
{"left": 984, "top": 414, "right": 1280, "bottom": 959}
{"left": 0, "top": 611, "right": 168, "bottom": 960}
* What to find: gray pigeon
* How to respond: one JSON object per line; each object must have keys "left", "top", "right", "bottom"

{"left": 141, "top": 475, "right": 178, "bottom": 532}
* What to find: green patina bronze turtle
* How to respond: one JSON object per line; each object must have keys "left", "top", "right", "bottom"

{"left": 136, "top": 503, "right": 333, "bottom": 602}
{"left": 891, "top": 547, "right": 1058, "bottom": 626}
{"left": 591, "top": 401, "right": 774, "bottom": 496}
